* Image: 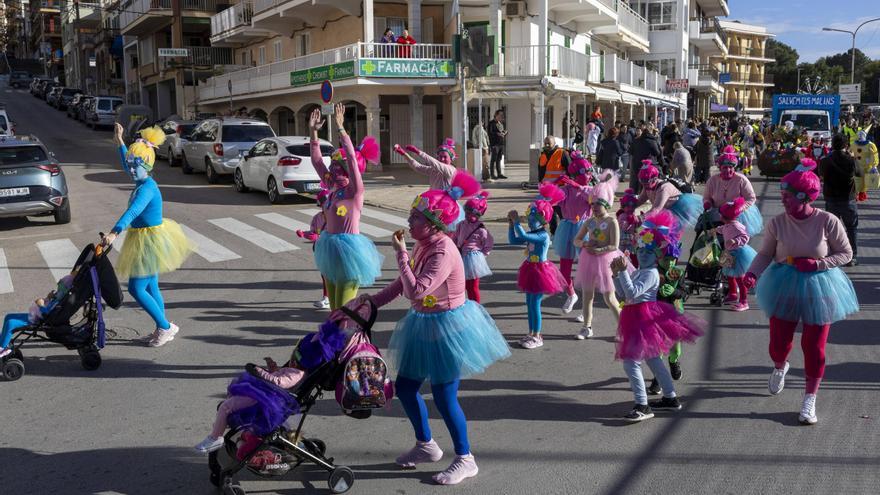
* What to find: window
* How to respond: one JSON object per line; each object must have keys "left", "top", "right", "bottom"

{"left": 287, "top": 144, "right": 333, "bottom": 157}
{"left": 0, "top": 145, "right": 48, "bottom": 165}
{"left": 386, "top": 17, "right": 407, "bottom": 38}
{"left": 221, "top": 125, "right": 275, "bottom": 143}
{"left": 294, "top": 33, "right": 310, "bottom": 57}
{"left": 646, "top": 1, "right": 677, "bottom": 31}
{"left": 259, "top": 46, "right": 266, "bottom": 65}
{"left": 274, "top": 40, "right": 282, "bottom": 61}
{"left": 139, "top": 36, "right": 154, "bottom": 65}
{"left": 97, "top": 98, "right": 123, "bottom": 111}
{"left": 240, "top": 51, "right": 247, "bottom": 66}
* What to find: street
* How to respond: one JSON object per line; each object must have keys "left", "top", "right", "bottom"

{"left": 1, "top": 89, "right": 879, "bottom": 495}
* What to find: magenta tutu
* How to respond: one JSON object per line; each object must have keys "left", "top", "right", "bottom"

{"left": 517, "top": 260, "right": 567, "bottom": 295}
{"left": 615, "top": 301, "right": 705, "bottom": 361}
{"left": 576, "top": 249, "right": 624, "bottom": 292}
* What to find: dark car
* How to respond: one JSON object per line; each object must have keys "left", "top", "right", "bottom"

{"left": 9, "top": 71, "right": 32, "bottom": 89}
{"left": 67, "top": 94, "right": 85, "bottom": 118}
{"left": 37, "top": 80, "right": 59, "bottom": 99}
{"left": 0, "top": 135, "right": 70, "bottom": 224}
{"left": 77, "top": 96, "right": 96, "bottom": 122}
{"left": 56, "top": 88, "right": 82, "bottom": 110}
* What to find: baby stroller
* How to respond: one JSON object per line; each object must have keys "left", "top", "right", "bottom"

{"left": 684, "top": 213, "right": 725, "bottom": 306}
{"left": 1, "top": 243, "right": 123, "bottom": 381}
{"left": 208, "top": 301, "right": 383, "bottom": 495}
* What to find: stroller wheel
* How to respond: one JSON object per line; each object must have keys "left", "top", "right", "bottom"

{"left": 328, "top": 466, "right": 354, "bottom": 494}
{"left": 303, "top": 438, "right": 327, "bottom": 457}
{"left": 222, "top": 484, "right": 246, "bottom": 495}
{"left": 79, "top": 349, "right": 102, "bottom": 371}
{"left": 208, "top": 451, "right": 223, "bottom": 487}
{"left": 2, "top": 358, "right": 25, "bottom": 381}
{"left": 11, "top": 349, "right": 23, "bottom": 361}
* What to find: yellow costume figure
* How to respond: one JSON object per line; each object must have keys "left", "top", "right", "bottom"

{"left": 853, "top": 131, "right": 879, "bottom": 201}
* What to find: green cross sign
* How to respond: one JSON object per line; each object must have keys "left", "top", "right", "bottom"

{"left": 361, "top": 60, "right": 377, "bottom": 76}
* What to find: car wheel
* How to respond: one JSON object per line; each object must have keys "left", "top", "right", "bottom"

{"left": 181, "top": 153, "right": 193, "bottom": 174}
{"left": 234, "top": 168, "right": 249, "bottom": 193}
{"left": 54, "top": 199, "right": 71, "bottom": 224}
{"left": 166, "top": 147, "right": 176, "bottom": 166}
{"left": 205, "top": 159, "right": 219, "bottom": 184}
{"left": 267, "top": 176, "right": 282, "bottom": 204}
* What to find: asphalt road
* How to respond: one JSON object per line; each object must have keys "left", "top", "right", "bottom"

{"left": 1, "top": 87, "right": 879, "bottom": 495}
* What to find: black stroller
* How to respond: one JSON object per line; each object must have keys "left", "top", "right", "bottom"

{"left": 1, "top": 243, "right": 123, "bottom": 381}
{"left": 208, "top": 302, "right": 380, "bottom": 495}
{"left": 684, "top": 212, "right": 726, "bottom": 306}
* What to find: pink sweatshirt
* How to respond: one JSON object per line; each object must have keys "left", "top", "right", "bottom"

{"left": 637, "top": 181, "right": 680, "bottom": 216}
{"left": 453, "top": 220, "right": 494, "bottom": 255}
{"left": 559, "top": 183, "right": 592, "bottom": 221}
{"left": 703, "top": 173, "right": 756, "bottom": 208}
{"left": 716, "top": 221, "right": 749, "bottom": 250}
{"left": 309, "top": 211, "right": 325, "bottom": 235}
{"left": 405, "top": 152, "right": 457, "bottom": 190}
{"left": 254, "top": 366, "right": 305, "bottom": 389}
{"left": 311, "top": 134, "right": 363, "bottom": 234}
{"left": 372, "top": 232, "right": 467, "bottom": 313}
{"left": 749, "top": 209, "right": 852, "bottom": 275}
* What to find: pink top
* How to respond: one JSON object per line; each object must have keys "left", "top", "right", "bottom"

{"left": 311, "top": 134, "right": 363, "bottom": 234}
{"left": 637, "top": 182, "right": 680, "bottom": 216}
{"left": 703, "top": 173, "right": 756, "bottom": 209}
{"left": 405, "top": 152, "right": 457, "bottom": 190}
{"left": 748, "top": 209, "right": 852, "bottom": 275}
{"left": 453, "top": 220, "right": 494, "bottom": 255}
{"left": 309, "top": 211, "right": 325, "bottom": 235}
{"left": 559, "top": 183, "right": 593, "bottom": 221}
{"left": 255, "top": 366, "right": 305, "bottom": 389}
{"left": 372, "top": 232, "right": 467, "bottom": 313}
{"left": 716, "top": 221, "right": 749, "bottom": 250}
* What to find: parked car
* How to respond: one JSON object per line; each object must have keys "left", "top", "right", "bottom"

{"left": 76, "top": 96, "right": 95, "bottom": 122}
{"left": 0, "top": 135, "right": 70, "bottom": 224}
{"left": 9, "top": 71, "right": 32, "bottom": 89}
{"left": 234, "top": 136, "right": 327, "bottom": 204}
{"left": 67, "top": 94, "right": 85, "bottom": 118}
{"left": 157, "top": 119, "right": 198, "bottom": 167}
{"left": 45, "top": 86, "right": 63, "bottom": 106}
{"left": 85, "top": 96, "right": 124, "bottom": 129}
{"left": 56, "top": 88, "right": 82, "bottom": 110}
{"left": 181, "top": 118, "right": 276, "bottom": 183}
{"left": 29, "top": 77, "right": 48, "bottom": 95}
{"left": 35, "top": 80, "right": 58, "bottom": 99}
{"left": 0, "top": 105, "right": 15, "bottom": 136}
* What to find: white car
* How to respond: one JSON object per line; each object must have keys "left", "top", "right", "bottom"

{"left": 0, "top": 105, "right": 15, "bottom": 136}
{"left": 233, "top": 136, "right": 329, "bottom": 204}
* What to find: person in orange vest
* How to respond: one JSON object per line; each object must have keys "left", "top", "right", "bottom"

{"left": 538, "top": 136, "right": 571, "bottom": 183}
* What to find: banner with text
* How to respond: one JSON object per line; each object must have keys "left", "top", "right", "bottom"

{"left": 290, "top": 61, "right": 356, "bottom": 87}
{"left": 358, "top": 59, "right": 455, "bottom": 78}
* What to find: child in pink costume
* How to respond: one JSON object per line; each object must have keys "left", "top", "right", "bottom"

{"left": 296, "top": 189, "right": 330, "bottom": 309}
{"left": 636, "top": 161, "right": 703, "bottom": 229}
{"left": 553, "top": 151, "right": 594, "bottom": 315}
{"left": 617, "top": 188, "right": 641, "bottom": 267}
{"left": 573, "top": 180, "right": 624, "bottom": 340}
{"left": 453, "top": 191, "right": 494, "bottom": 303}
{"left": 715, "top": 197, "right": 757, "bottom": 311}
{"left": 394, "top": 138, "right": 458, "bottom": 190}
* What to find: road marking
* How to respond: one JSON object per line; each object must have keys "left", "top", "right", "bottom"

{"left": 300, "top": 208, "right": 394, "bottom": 238}
{"left": 208, "top": 218, "right": 299, "bottom": 253}
{"left": 255, "top": 212, "right": 310, "bottom": 233}
{"left": 362, "top": 207, "right": 408, "bottom": 227}
{"left": 179, "top": 224, "right": 242, "bottom": 262}
{"left": 36, "top": 239, "right": 81, "bottom": 280}
{"left": 0, "top": 249, "right": 13, "bottom": 294}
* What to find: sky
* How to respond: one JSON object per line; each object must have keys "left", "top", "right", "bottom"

{"left": 728, "top": 1, "right": 880, "bottom": 63}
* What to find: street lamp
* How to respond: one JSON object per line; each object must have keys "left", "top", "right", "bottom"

{"left": 822, "top": 17, "right": 880, "bottom": 84}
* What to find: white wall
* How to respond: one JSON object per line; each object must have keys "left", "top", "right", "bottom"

{"left": 506, "top": 99, "right": 533, "bottom": 162}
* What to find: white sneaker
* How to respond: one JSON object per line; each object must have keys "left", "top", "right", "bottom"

{"left": 0, "top": 348, "right": 10, "bottom": 359}
{"left": 432, "top": 454, "right": 479, "bottom": 485}
{"left": 576, "top": 326, "right": 593, "bottom": 340}
{"left": 799, "top": 393, "right": 818, "bottom": 425}
{"left": 768, "top": 362, "right": 789, "bottom": 395}
{"left": 313, "top": 296, "right": 330, "bottom": 309}
{"left": 148, "top": 323, "right": 179, "bottom": 347}
{"left": 395, "top": 439, "right": 444, "bottom": 468}
{"left": 575, "top": 314, "right": 584, "bottom": 323}
{"left": 520, "top": 335, "right": 544, "bottom": 349}
{"left": 562, "top": 292, "right": 579, "bottom": 314}
{"left": 194, "top": 435, "right": 224, "bottom": 453}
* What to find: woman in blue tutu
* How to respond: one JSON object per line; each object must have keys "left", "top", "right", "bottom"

{"left": 308, "top": 104, "right": 383, "bottom": 309}
{"left": 716, "top": 197, "right": 757, "bottom": 311}
{"left": 744, "top": 159, "right": 858, "bottom": 425}
{"left": 703, "top": 151, "right": 763, "bottom": 236}
{"left": 635, "top": 161, "right": 703, "bottom": 229}
{"left": 347, "top": 171, "right": 510, "bottom": 485}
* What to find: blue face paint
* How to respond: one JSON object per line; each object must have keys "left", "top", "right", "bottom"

{"left": 527, "top": 211, "right": 545, "bottom": 231}
{"left": 126, "top": 157, "right": 150, "bottom": 183}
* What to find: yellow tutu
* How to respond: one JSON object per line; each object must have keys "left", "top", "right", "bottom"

{"left": 116, "top": 219, "right": 194, "bottom": 278}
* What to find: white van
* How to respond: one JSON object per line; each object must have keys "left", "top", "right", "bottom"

{"left": 777, "top": 110, "right": 832, "bottom": 140}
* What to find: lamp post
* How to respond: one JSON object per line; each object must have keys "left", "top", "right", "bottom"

{"left": 822, "top": 17, "right": 880, "bottom": 84}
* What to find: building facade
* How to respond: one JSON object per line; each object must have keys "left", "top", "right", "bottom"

{"left": 62, "top": 1, "right": 102, "bottom": 92}
{"left": 713, "top": 20, "right": 775, "bottom": 119}
{"left": 29, "top": 0, "right": 64, "bottom": 78}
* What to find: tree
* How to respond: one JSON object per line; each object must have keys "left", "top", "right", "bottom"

{"left": 766, "top": 39, "right": 799, "bottom": 93}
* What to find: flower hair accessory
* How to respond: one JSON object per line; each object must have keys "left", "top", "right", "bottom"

{"left": 437, "top": 138, "right": 457, "bottom": 161}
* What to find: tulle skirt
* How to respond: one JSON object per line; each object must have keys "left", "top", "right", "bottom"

{"left": 616, "top": 301, "right": 706, "bottom": 361}
{"left": 517, "top": 260, "right": 567, "bottom": 295}
{"left": 116, "top": 219, "right": 194, "bottom": 279}
{"left": 756, "top": 263, "right": 859, "bottom": 325}
{"left": 226, "top": 372, "right": 301, "bottom": 436}
{"left": 667, "top": 193, "right": 704, "bottom": 229}
{"left": 315, "top": 232, "right": 383, "bottom": 286}
{"left": 738, "top": 204, "right": 764, "bottom": 237}
{"left": 462, "top": 250, "right": 492, "bottom": 280}
{"left": 722, "top": 245, "right": 757, "bottom": 277}
{"left": 576, "top": 249, "right": 622, "bottom": 293}
{"left": 553, "top": 219, "right": 583, "bottom": 259}
{"left": 388, "top": 301, "right": 511, "bottom": 384}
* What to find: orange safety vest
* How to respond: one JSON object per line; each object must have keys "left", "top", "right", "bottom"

{"left": 540, "top": 148, "right": 566, "bottom": 182}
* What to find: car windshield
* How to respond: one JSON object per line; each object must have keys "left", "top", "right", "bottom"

{"left": 222, "top": 125, "right": 275, "bottom": 143}
{"left": 98, "top": 99, "right": 123, "bottom": 111}
{"left": 781, "top": 113, "right": 829, "bottom": 130}
{"left": 286, "top": 144, "right": 333, "bottom": 156}
{"left": 0, "top": 145, "right": 48, "bottom": 166}
{"left": 61, "top": 88, "right": 79, "bottom": 96}
{"left": 179, "top": 124, "right": 197, "bottom": 135}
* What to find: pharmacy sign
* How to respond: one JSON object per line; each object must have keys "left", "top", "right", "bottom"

{"left": 359, "top": 59, "right": 455, "bottom": 78}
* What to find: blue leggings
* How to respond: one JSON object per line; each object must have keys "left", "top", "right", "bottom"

{"left": 395, "top": 375, "right": 470, "bottom": 456}
{"left": 2, "top": 313, "right": 30, "bottom": 349}
{"left": 526, "top": 293, "right": 544, "bottom": 333}
{"left": 128, "top": 275, "right": 170, "bottom": 330}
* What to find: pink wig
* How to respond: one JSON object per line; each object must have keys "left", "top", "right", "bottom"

{"left": 333, "top": 136, "right": 380, "bottom": 173}
{"left": 531, "top": 182, "right": 565, "bottom": 223}
{"left": 620, "top": 188, "right": 639, "bottom": 207}
{"left": 465, "top": 190, "right": 490, "bottom": 216}
{"left": 412, "top": 170, "right": 481, "bottom": 230}
{"left": 719, "top": 196, "right": 746, "bottom": 221}
{"left": 718, "top": 152, "right": 738, "bottom": 167}
{"left": 780, "top": 158, "right": 821, "bottom": 203}
{"left": 567, "top": 150, "right": 593, "bottom": 177}
{"left": 586, "top": 122, "right": 596, "bottom": 132}
{"left": 638, "top": 160, "right": 659, "bottom": 180}
{"left": 590, "top": 180, "right": 615, "bottom": 209}
{"left": 437, "top": 137, "right": 457, "bottom": 161}
{"left": 639, "top": 210, "right": 682, "bottom": 248}
{"left": 722, "top": 145, "right": 737, "bottom": 155}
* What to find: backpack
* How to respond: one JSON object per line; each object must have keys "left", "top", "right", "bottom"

{"left": 335, "top": 302, "right": 394, "bottom": 418}
{"left": 663, "top": 176, "right": 694, "bottom": 194}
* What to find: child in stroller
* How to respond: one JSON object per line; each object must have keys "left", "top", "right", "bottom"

{"left": 684, "top": 212, "right": 726, "bottom": 305}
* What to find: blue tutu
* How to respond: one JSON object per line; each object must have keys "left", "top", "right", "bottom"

{"left": 667, "top": 193, "right": 703, "bottom": 229}
{"left": 388, "top": 300, "right": 511, "bottom": 384}
{"left": 226, "top": 371, "right": 301, "bottom": 436}
{"left": 448, "top": 202, "right": 465, "bottom": 231}
{"left": 462, "top": 250, "right": 492, "bottom": 280}
{"left": 722, "top": 245, "right": 757, "bottom": 277}
{"left": 315, "top": 232, "right": 383, "bottom": 286}
{"left": 737, "top": 204, "right": 764, "bottom": 237}
{"left": 756, "top": 263, "right": 859, "bottom": 325}
{"left": 553, "top": 218, "right": 583, "bottom": 259}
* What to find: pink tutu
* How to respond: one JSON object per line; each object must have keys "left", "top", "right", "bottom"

{"left": 517, "top": 260, "right": 567, "bottom": 295}
{"left": 576, "top": 249, "right": 625, "bottom": 293}
{"left": 615, "top": 301, "right": 705, "bottom": 361}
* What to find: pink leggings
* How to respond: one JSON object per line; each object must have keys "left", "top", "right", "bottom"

{"left": 211, "top": 395, "right": 257, "bottom": 437}
{"left": 560, "top": 258, "right": 575, "bottom": 295}
{"left": 768, "top": 317, "right": 830, "bottom": 394}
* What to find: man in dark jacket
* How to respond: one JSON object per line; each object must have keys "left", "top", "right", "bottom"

{"left": 617, "top": 123, "right": 633, "bottom": 181}
{"left": 693, "top": 130, "right": 715, "bottom": 184}
{"left": 818, "top": 133, "right": 863, "bottom": 266}
{"left": 629, "top": 124, "right": 663, "bottom": 192}
{"left": 596, "top": 127, "right": 624, "bottom": 174}
{"left": 488, "top": 110, "right": 508, "bottom": 180}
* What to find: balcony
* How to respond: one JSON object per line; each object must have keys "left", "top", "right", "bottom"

{"left": 198, "top": 42, "right": 454, "bottom": 102}
{"left": 251, "top": 0, "right": 361, "bottom": 36}
{"left": 491, "top": 45, "right": 590, "bottom": 81}
{"left": 120, "top": 0, "right": 221, "bottom": 36}
{"left": 723, "top": 71, "right": 774, "bottom": 86}
{"left": 571, "top": 0, "right": 650, "bottom": 53}
{"left": 689, "top": 17, "right": 727, "bottom": 55}
{"left": 727, "top": 45, "right": 775, "bottom": 61}
{"left": 210, "top": 2, "right": 272, "bottom": 47}
{"left": 602, "top": 54, "right": 669, "bottom": 94}
{"left": 694, "top": 0, "right": 729, "bottom": 17}
{"left": 687, "top": 64, "right": 722, "bottom": 92}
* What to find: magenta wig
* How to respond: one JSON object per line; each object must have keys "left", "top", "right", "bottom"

{"left": 780, "top": 158, "right": 821, "bottom": 203}
{"left": 719, "top": 196, "right": 746, "bottom": 221}
{"left": 437, "top": 137, "right": 457, "bottom": 161}
{"left": 412, "top": 170, "right": 481, "bottom": 230}
{"left": 722, "top": 144, "right": 737, "bottom": 155}
{"left": 531, "top": 182, "right": 565, "bottom": 223}
{"left": 638, "top": 160, "right": 659, "bottom": 180}
{"left": 465, "top": 190, "right": 490, "bottom": 216}
{"left": 332, "top": 136, "right": 380, "bottom": 173}
{"left": 567, "top": 150, "right": 593, "bottom": 177}
{"left": 620, "top": 188, "right": 639, "bottom": 207}
{"left": 639, "top": 210, "right": 682, "bottom": 249}
{"left": 718, "top": 152, "right": 738, "bottom": 168}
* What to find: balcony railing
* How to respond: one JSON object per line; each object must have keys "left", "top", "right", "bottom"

{"left": 211, "top": 2, "right": 254, "bottom": 38}
{"left": 359, "top": 42, "right": 452, "bottom": 60}
{"left": 120, "top": 0, "right": 220, "bottom": 31}
{"left": 616, "top": 1, "right": 649, "bottom": 41}
{"left": 603, "top": 54, "right": 669, "bottom": 93}
{"left": 725, "top": 71, "right": 774, "bottom": 84}
{"left": 728, "top": 46, "right": 774, "bottom": 59}
{"left": 190, "top": 46, "right": 234, "bottom": 66}
{"left": 691, "top": 16, "right": 728, "bottom": 46}
{"left": 689, "top": 63, "right": 720, "bottom": 81}
{"left": 492, "top": 45, "right": 590, "bottom": 81}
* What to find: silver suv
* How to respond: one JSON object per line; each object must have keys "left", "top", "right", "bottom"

{"left": 86, "top": 96, "right": 124, "bottom": 129}
{"left": 181, "top": 118, "right": 276, "bottom": 183}
{"left": 0, "top": 135, "right": 70, "bottom": 224}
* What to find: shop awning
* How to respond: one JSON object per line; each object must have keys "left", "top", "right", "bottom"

{"left": 591, "top": 86, "right": 622, "bottom": 102}
{"left": 545, "top": 78, "right": 597, "bottom": 96}
{"left": 619, "top": 92, "right": 641, "bottom": 105}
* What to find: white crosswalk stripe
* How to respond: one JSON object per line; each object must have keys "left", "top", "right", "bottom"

{"left": 362, "top": 207, "right": 409, "bottom": 228}
{"left": 254, "top": 212, "right": 310, "bottom": 233}
{"left": 179, "top": 224, "right": 242, "bottom": 262}
{"left": 299, "top": 208, "right": 394, "bottom": 238}
{"left": 208, "top": 217, "right": 299, "bottom": 253}
{"left": 0, "top": 249, "right": 13, "bottom": 294}
{"left": 36, "top": 239, "right": 81, "bottom": 280}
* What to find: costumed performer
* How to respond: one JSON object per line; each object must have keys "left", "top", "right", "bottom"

{"left": 703, "top": 152, "right": 763, "bottom": 236}
{"left": 635, "top": 160, "right": 703, "bottom": 229}
{"left": 452, "top": 191, "right": 494, "bottom": 303}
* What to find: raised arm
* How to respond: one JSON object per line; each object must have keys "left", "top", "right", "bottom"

{"left": 308, "top": 108, "right": 329, "bottom": 177}
{"left": 334, "top": 104, "right": 363, "bottom": 196}
{"left": 509, "top": 222, "right": 543, "bottom": 245}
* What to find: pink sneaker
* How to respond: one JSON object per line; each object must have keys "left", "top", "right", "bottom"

{"left": 521, "top": 335, "right": 543, "bottom": 349}
{"left": 148, "top": 323, "right": 179, "bottom": 347}
{"left": 731, "top": 302, "right": 749, "bottom": 312}
{"left": 395, "top": 439, "right": 443, "bottom": 468}
{"left": 432, "top": 454, "right": 479, "bottom": 485}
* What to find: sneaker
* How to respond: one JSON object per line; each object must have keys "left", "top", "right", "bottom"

{"left": 798, "top": 393, "right": 818, "bottom": 425}
{"left": 497, "top": 174, "right": 509, "bottom": 180}
{"left": 730, "top": 302, "right": 749, "bottom": 312}
{"left": 521, "top": 335, "right": 544, "bottom": 349}
{"left": 432, "top": 454, "right": 478, "bottom": 485}
{"left": 396, "top": 439, "right": 444, "bottom": 468}
{"left": 148, "top": 323, "right": 179, "bottom": 347}
{"left": 0, "top": 348, "right": 10, "bottom": 359}
{"left": 723, "top": 293, "right": 739, "bottom": 305}
{"left": 313, "top": 296, "right": 330, "bottom": 309}
{"left": 562, "top": 292, "right": 579, "bottom": 314}
{"left": 768, "top": 362, "right": 790, "bottom": 395}
{"left": 576, "top": 326, "right": 593, "bottom": 340}
{"left": 670, "top": 361, "right": 682, "bottom": 380}
{"left": 194, "top": 435, "right": 224, "bottom": 454}
{"left": 575, "top": 314, "right": 584, "bottom": 323}
{"left": 649, "top": 396, "right": 682, "bottom": 411}
{"left": 647, "top": 378, "right": 661, "bottom": 396}
{"left": 623, "top": 404, "right": 654, "bottom": 422}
